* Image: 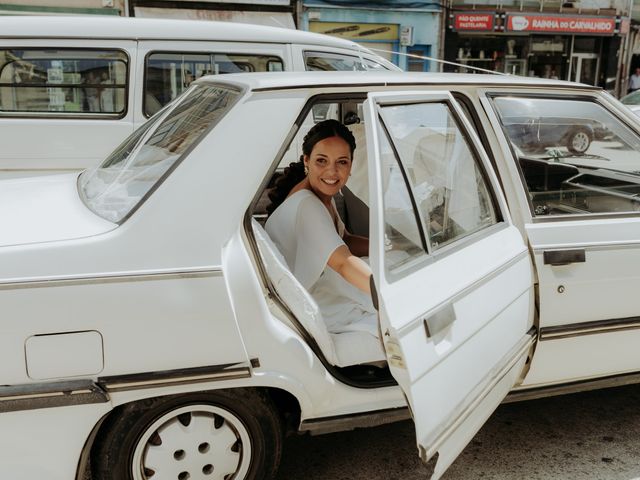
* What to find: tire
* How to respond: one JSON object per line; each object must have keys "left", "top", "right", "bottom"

{"left": 92, "top": 389, "right": 283, "bottom": 480}
{"left": 567, "top": 128, "right": 592, "bottom": 154}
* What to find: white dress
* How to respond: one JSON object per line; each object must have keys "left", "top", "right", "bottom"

{"left": 265, "top": 189, "right": 378, "bottom": 338}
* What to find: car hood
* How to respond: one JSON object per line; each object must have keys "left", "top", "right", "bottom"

{"left": 0, "top": 173, "right": 116, "bottom": 247}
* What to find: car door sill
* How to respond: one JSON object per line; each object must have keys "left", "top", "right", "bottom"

{"left": 507, "top": 370, "right": 640, "bottom": 403}
{"left": 299, "top": 407, "right": 411, "bottom": 435}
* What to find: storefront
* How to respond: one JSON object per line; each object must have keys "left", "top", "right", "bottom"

{"left": 300, "top": 0, "right": 441, "bottom": 71}
{"left": 444, "top": 11, "right": 623, "bottom": 92}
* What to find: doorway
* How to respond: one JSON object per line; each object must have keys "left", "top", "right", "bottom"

{"left": 569, "top": 54, "right": 599, "bottom": 85}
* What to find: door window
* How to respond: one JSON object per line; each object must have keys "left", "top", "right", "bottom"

{"left": 490, "top": 96, "right": 640, "bottom": 216}
{"left": 379, "top": 102, "right": 498, "bottom": 251}
{"left": 0, "top": 48, "right": 127, "bottom": 116}
{"left": 376, "top": 122, "right": 428, "bottom": 275}
{"left": 144, "top": 52, "right": 283, "bottom": 116}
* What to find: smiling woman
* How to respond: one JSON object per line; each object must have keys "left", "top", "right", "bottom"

{"left": 264, "top": 119, "right": 383, "bottom": 361}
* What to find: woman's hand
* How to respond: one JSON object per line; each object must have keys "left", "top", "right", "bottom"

{"left": 327, "top": 245, "right": 371, "bottom": 294}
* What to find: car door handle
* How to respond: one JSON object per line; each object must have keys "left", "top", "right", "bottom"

{"left": 543, "top": 249, "right": 586, "bottom": 266}
{"left": 424, "top": 303, "right": 456, "bottom": 338}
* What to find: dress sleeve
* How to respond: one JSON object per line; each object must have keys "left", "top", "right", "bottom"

{"left": 293, "top": 195, "right": 345, "bottom": 290}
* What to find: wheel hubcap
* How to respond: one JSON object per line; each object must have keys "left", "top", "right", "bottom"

{"left": 132, "top": 405, "right": 252, "bottom": 480}
{"left": 572, "top": 132, "right": 589, "bottom": 152}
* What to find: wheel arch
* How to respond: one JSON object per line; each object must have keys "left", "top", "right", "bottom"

{"left": 80, "top": 385, "right": 302, "bottom": 479}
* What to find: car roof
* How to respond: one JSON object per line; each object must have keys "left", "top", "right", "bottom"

{"left": 0, "top": 15, "right": 366, "bottom": 50}
{"left": 199, "top": 71, "right": 596, "bottom": 92}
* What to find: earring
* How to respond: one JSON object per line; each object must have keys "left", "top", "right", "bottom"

{"left": 304, "top": 165, "right": 309, "bottom": 176}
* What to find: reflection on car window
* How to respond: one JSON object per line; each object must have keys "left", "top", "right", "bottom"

{"left": 144, "top": 52, "right": 283, "bottom": 117}
{"left": 304, "top": 51, "right": 387, "bottom": 72}
{"left": 376, "top": 123, "right": 427, "bottom": 276}
{"left": 79, "top": 84, "right": 239, "bottom": 223}
{"left": 0, "top": 48, "right": 127, "bottom": 115}
{"left": 492, "top": 96, "right": 640, "bottom": 216}
{"left": 380, "top": 102, "right": 497, "bottom": 251}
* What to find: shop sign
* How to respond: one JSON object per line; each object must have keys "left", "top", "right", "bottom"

{"left": 452, "top": 12, "right": 495, "bottom": 32}
{"left": 505, "top": 14, "right": 616, "bottom": 35}
{"left": 309, "top": 22, "right": 398, "bottom": 41}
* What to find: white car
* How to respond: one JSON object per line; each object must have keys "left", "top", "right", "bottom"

{"left": 0, "top": 16, "right": 396, "bottom": 177}
{"left": 2, "top": 71, "right": 640, "bottom": 480}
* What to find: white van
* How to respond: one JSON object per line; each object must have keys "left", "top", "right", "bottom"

{"left": 0, "top": 15, "right": 396, "bottom": 176}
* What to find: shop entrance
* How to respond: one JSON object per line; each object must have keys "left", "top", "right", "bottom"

{"left": 569, "top": 53, "right": 599, "bottom": 84}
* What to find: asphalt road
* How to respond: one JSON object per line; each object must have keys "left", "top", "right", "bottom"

{"left": 277, "top": 383, "right": 640, "bottom": 480}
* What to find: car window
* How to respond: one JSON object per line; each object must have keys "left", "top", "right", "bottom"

{"left": 376, "top": 122, "right": 428, "bottom": 276}
{"left": 621, "top": 90, "right": 640, "bottom": 105}
{"left": 0, "top": 48, "right": 127, "bottom": 116}
{"left": 491, "top": 96, "right": 640, "bottom": 217}
{"left": 379, "top": 102, "right": 498, "bottom": 251}
{"left": 79, "top": 84, "right": 240, "bottom": 223}
{"left": 144, "top": 52, "right": 283, "bottom": 117}
{"left": 304, "top": 51, "right": 387, "bottom": 72}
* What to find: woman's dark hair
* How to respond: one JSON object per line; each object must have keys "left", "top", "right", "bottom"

{"left": 266, "top": 119, "right": 356, "bottom": 215}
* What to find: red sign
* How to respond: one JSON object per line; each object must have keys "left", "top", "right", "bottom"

{"left": 505, "top": 14, "right": 616, "bottom": 35}
{"left": 453, "top": 13, "right": 494, "bottom": 32}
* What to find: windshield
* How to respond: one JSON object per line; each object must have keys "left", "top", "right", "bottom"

{"left": 79, "top": 84, "right": 240, "bottom": 223}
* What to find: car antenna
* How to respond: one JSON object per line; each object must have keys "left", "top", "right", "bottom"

{"left": 365, "top": 47, "right": 507, "bottom": 75}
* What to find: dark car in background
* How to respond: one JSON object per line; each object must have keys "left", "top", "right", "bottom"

{"left": 495, "top": 97, "right": 610, "bottom": 154}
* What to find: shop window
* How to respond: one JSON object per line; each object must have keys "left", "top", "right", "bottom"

{"left": 407, "top": 45, "right": 431, "bottom": 72}
{"left": 144, "top": 52, "right": 284, "bottom": 117}
{"left": 0, "top": 49, "right": 127, "bottom": 116}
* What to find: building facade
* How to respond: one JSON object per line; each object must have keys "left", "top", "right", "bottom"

{"left": 298, "top": 0, "right": 442, "bottom": 71}
{"left": 443, "top": 0, "right": 633, "bottom": 95}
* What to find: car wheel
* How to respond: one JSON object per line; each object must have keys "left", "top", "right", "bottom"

{"left": 91, "top": 389, "right": 283, "bottom": 480}
{"left": 567, "top": 128, "right": 592, "bottom": 154}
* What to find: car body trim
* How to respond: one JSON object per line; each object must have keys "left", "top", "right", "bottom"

{"left": 533, "top": 241, "right": 640, "bottom": 252}
{"left": 251, "top": 82, "right": 601, "bottom": 93}
{"left": 0, "top": 379, "right": 109, "bottom": 413}
{"left": 98, "top": 362, "right": 252, "bottom": 392}
{"left": 506, "top": 370, "right": 640, "bottom": 403}
{"left": 0, "top": 266, "right": 223, "bottom": 290}
{"left": 539, "top": 316, "right": 640, "bottom": 341}
{"left": 299, "top": 407, "right": 411, "bottom": 435}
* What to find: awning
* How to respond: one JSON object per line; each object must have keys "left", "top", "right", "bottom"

{"left": 134, "top": 6, "right": 295, "bottom": 29}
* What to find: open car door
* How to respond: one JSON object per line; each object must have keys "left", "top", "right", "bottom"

{"left": 363, "top": 91, "right": 536, "bottom": 478}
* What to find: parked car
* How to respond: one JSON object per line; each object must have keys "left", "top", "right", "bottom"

{"left": 3, "top": 71, "right": 640, "bottom": 480}
{"left": 494, "top": 96, "right": 611, "bottom": 153}
{"left": 0, "top": 15, "right": 396, "bottom": 177}
{"left": 620, "top": 89, "right": 640, "bottom": 116}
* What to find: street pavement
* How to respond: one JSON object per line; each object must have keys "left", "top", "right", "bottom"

{"left": 277, "top": 383, "right": 640, "bottom": 479}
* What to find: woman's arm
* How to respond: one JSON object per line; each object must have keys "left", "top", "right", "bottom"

{"left": 343, "top": 231, "right": 369, "bottom": 257}
{"left": 327, "top": 245, "right": 371, "bottom": 294}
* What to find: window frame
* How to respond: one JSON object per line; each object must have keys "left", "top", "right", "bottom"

{"left": 142, "top": 49, "right": 285, "bottom": 118}
{"left": 0, "top": 46, "right": 130, "bottom": 119}
{"left": 484, "top": 91, "right": 640, "bottom": 223}
{"left": 303, "top": 50, "right": 388, "bottom": 72}
{"left": 374, "top": 97, "right": 505, "bottom": 264}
